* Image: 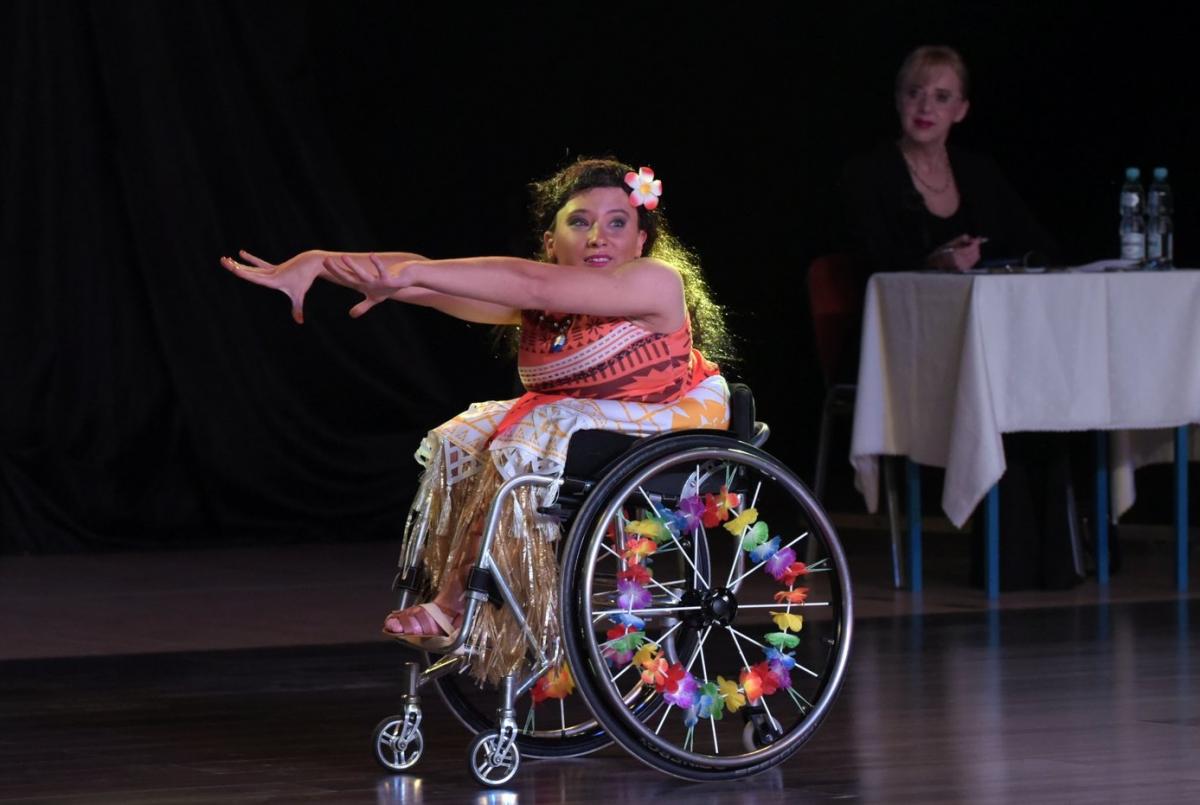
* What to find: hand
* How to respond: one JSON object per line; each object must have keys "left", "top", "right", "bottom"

{"left": 927, "top": 235, "right": 984, "bottom": 272}
{"left": 220, "top": 249, "right": 324, "bottom": 324}
{"left": 323, "top": 253, "right": 417, "bottom": 318}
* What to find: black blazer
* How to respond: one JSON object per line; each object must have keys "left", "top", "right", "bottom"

{"left": 839, "top": 142, "right": 1057, "bottom": 271}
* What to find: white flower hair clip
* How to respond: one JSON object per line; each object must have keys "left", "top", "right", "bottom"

{"left": 624, "top": 167, "right": 662, "bottom": 210}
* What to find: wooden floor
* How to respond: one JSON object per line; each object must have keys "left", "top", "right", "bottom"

{"left": 1, "top": 535, "right": 1198, "bottom": 803}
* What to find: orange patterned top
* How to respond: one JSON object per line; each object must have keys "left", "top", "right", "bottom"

{"left": 517, "top": 312, "right": 720, "bottom": 403}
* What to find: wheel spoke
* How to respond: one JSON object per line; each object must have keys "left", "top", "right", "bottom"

{"left": 645, "top": 575, "right": 686, "bottom": 601}
{"left": 787, "top": 687, "right": 813, "bottom": 713}
{"left": 725, "top": 480, "right": 763, "bottom": 587}
{"left": 733, "top": 601, "right": 830, "bottom": 610}
{"left": 723, "top": 623, "right": 778, "bottom": 726}
{"left": 725, "top": 624, "right": 767, "bottom": 650}
{"left": 726, "top": 626, "right": 820, "bottom": 679}
{"left": 638, "top": 486, "right": 708, "bottom": 586}
{"left": 694, "top": 626, "right": 720, "bottom": 755}
{"left": 598, "top": 526, "right": 687, "bottom": 603}
{"left": 684, "top": 625, "right": 712, "bottom": 673}
{"left": 654, "top": 701, "right": 674, "bottom": 735}
{"left": 600, "top": 542, "right": 623, "bottom": 562}
{"left": 727, "top": 531, "right": 810, "bottom": 590}
{"left": 594, "top": 605, "right": 703, "bottom": 618}
{"left": 608, "top": 620, "right": 682, "bottom": 684}
{"left": 691, "top": 463, "right": 704, "bottom": 587}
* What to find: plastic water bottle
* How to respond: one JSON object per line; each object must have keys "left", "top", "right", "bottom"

{"left": 1146, "top": 167, "right": 1174, "bottom": 268}
{"left": 1119, "top": 167, "right": 1146, "bottom": 262}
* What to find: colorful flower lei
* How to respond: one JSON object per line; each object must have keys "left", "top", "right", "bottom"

{"left": 531, "top": 478, "right": 813, "bottom": 744}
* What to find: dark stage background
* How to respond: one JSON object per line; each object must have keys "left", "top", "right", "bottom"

{"left": 3, "top": 1, "right": 1197, "bottom": 552}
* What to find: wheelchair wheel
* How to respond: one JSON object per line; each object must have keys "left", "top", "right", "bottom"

{"left": 372, "top": 715, "right": 424, "bottom": 771}
{"left": 431, "top": 534, "right": 707, "bottom": 758}
{"left": 467, "top": 729, "right": 520, "bottom": 786}
{"left": 560, "top": 433, "right": 853, "bottom": 781}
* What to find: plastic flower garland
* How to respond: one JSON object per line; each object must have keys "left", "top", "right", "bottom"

{"left": 524, "top": 662, "right": 575, "bottom": 733}
{"left": 531, "top": 664, "right": 574, "bottom": 704}
{"left": 527, "top": 477, "right": 813, "bottom": 741}
{"left": 624, "top": 167, "right": 663, "bottom": 210}
{"left": 585, "top": 479, "right": 813, "bottom": 742}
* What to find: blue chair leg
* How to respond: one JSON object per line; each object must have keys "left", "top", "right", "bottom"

{"left": 986, "top": 485, "right": 1000, "bottom": 600}
{"left": 1176, "top": 426, "right": 1189, "bottom": 593}
{"left": 906, "top": 459, "right": 922, "bottom": 592}
{"left": 1095, "top": 432, "right": 1110, "bottom": 586}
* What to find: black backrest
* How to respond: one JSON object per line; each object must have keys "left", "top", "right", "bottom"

{"left": 728, "top": 382, "right": 755, "bottom": 443}
{"left": 562, "top": 383, "right": 759, "bottom": 480}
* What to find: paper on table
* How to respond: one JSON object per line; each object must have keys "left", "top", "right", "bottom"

{"left": 1069, "top": 258, "right": 1141, "bottom": 273}
{"left": 963, "top": 266, "right": 1049, "bottom": 274}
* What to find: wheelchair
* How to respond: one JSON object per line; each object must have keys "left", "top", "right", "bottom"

{"left": 371, "top": 384, "right": 853, "bottom": 785}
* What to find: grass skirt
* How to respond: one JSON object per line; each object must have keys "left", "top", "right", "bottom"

{"left": 406, "top": 376, "right": 730, "bottom": 684}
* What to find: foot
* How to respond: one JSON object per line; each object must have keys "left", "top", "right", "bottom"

{"left": 383, "top": 597, "right": 464, "bottom": 638}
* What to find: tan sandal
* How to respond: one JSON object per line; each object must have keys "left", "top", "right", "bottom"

{"left": 382, "top": 601, "right": 463, "bottom": 651}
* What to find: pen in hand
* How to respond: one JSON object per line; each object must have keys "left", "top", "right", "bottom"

{"left": 936, "top": 236, "right": 989, "bottom": 255}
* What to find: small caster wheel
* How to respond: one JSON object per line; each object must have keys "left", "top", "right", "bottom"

{"left": 742, "top": 714, "right": 783, "bottom": 751}
{"left": 467, "top": 729, "right": 520, "bottom": 786}
{"left": 373, "top": 715, "right": 424, "bottom": 771}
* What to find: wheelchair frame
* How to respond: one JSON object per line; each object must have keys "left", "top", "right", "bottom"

{"left": 373, "top": 396, "right": 852, "bottom": 786}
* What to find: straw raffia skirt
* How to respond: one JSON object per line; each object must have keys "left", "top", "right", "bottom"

{"left": 408, "top": 376, "right": 730, "bottom": 683}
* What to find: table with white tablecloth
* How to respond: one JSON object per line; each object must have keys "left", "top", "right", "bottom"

{"left": 849, "top": 269, "right": 1200, "bottom": 593}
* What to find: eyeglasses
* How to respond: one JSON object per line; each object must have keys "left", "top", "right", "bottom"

{"left": 901, "top": 86, "right": 959, "bottom": 107}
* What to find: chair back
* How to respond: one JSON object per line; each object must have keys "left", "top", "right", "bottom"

{"left": 807, "top": 253, "right": 869, "bottom": 384}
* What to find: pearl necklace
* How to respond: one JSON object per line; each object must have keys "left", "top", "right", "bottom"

{"left": 902, "top": 150, "right": 953, "bottom": 194}
{"left": 535, "top": 312, "right": 574, "bottom": 352}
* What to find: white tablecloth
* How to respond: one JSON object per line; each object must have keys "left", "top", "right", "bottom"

{"left": 850, "top": 270, "right": 1200, "bottom": 527}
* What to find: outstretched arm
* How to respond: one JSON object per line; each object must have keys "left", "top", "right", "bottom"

{"left": 221, "top": 249, "right": 520, "bottom": 324}
{"left": 327, "top": 254, "right": 686, "bottom": 333}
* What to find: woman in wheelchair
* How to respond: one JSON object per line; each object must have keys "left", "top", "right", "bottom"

{"left": 222, "top": 158, "right": 733, "bottom": 676}
{"left": 223, "top": 158, "right": 850, "bottom": 784}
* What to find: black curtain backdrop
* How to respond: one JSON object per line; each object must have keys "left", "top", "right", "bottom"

{"left": 3, "top": 1, "right": 1197, "bottom": 552}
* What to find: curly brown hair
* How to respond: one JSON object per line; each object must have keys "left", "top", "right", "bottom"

{"left": 522, "top": 157, "right": 733, "bottom": 364}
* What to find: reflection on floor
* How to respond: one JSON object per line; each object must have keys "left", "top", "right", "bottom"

{"left": 3, "top": 528, "right": 1194, "bottom": 661}
{"left": 0, "top": 536, "right": 1197, "bottom": 803}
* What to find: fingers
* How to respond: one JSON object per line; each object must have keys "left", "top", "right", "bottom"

{"left": 338, "top": 254, "right": 375, "bottom": 284}
{"left": 323, "top": 255, "right": 355, "bottom": 284}
{"left": 238, "top": 249, "right": 274, "bottom": 269}
{"left": 369, "top": 252, "right": 388, "bottom": 279}
{"left": 279, "top": 285, "right": 307, "bottom": 324}
{"left": 349, "top": 297, "right": 379, "bottom": 318}
{"left": 222, "top": 254, "right": 308, "bottom": 321}
{"left": 221, "top": 256, "right": 274, "bottom": 285}
{"left": 955, "top": 245, "right": 981, "bottom": 271}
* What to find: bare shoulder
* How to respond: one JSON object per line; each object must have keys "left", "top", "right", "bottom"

{"left": 618, "top": 258, "right": 686, "bottom": 332}
{"left": 619, "top": 258, "right": 684, "bottom": 289}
